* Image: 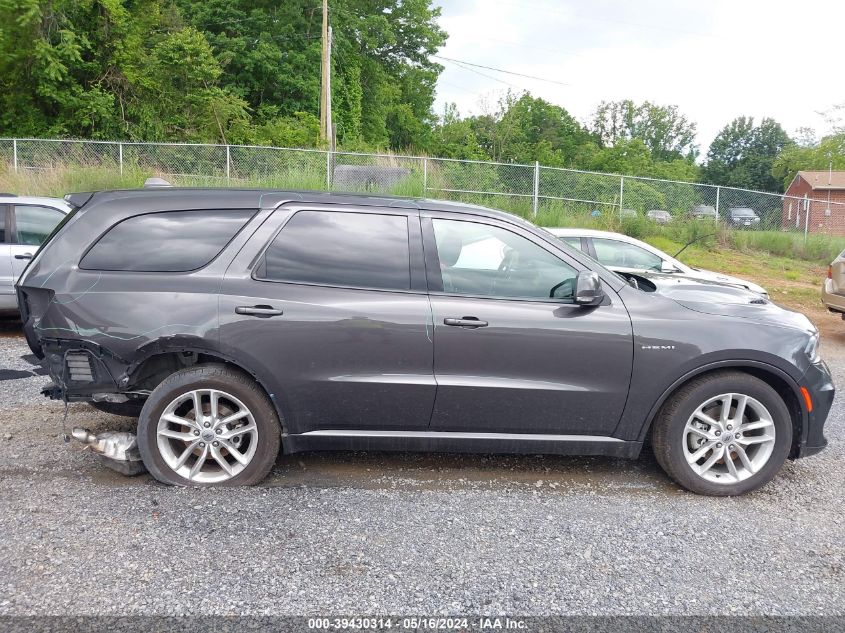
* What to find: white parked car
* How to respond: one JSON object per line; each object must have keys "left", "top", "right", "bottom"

{"left": 1, "top": 195, "right": 70, "bottom": 313}
{"left": 545, "top": 228, "right": 768, "bottom": 297}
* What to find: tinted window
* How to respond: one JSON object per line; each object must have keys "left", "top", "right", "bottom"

{"left": 81, "top": 209, "right": 254, "bottom": 272}
{"left": 433, "top": 219, "right": 577, "bottom": 300}
{"left": 14, "top": 205, "right": 65, "bottom": 245}
{"left": 592, "top": 238, "right": 663, "bottom": 271}
{"left": 258, "top": 211, "right": 410, "bottom": 290}
{"left": 0, "top": 205, "right": 5, "bottom": 242}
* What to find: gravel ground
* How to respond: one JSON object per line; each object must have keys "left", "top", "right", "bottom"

{"left": 0, "top": 317, "right": 843, "bottom": 617}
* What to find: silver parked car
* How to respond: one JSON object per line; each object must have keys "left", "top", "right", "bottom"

{"left": 545, "top": 228, "right": 768, "bottom": 296}
{"left": 0, "top": 195, "right": 70, "bottom": 313}
{"left": 646, "top": 209, "right": 671, "bottom": 224}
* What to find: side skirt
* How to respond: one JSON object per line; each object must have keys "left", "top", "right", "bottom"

{"left": 282, "top": 430, "right": 642, "bottom": 459}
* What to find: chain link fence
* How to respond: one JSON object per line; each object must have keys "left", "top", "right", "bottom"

{"left": 2, "top": 137, "right": 845, "bottom": 241}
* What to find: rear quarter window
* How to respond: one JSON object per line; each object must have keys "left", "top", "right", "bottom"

{"left": 80, "top": 209, "right": 255, "bottom": 272}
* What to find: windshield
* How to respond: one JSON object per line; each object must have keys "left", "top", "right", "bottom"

{"left": 552, "top": 236, "right": 628, "bottom": 285}
{"left": 731, "top": 208, "right": 756, "bottom": 217}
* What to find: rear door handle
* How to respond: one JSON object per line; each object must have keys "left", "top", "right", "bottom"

{"left": 444, "top": 317, "right": 488, "bottom": 328}
{"left": 14, "top": 253, "right": 33, "bottom": 260}
{"left": 235, "top": 305, "right": 283, "bottom": 317}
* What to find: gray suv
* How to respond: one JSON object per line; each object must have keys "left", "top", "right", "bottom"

{"left": 17, "top": 189, "right": 834, "bottom": 495}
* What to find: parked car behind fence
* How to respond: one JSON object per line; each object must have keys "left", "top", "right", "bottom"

{"left": 727, "top": 207, "right": 761, "bottom": 228}
{"left": 646, "top": 209, "right": 672, "bottom": 224}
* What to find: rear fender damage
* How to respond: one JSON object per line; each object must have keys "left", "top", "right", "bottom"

{"left": 40, "top": 335, "right": 217, "bottom": 402}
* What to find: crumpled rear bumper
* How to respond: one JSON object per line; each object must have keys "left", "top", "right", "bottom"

{"left": 39, "top": 338, "right": 125, "bottom": 401}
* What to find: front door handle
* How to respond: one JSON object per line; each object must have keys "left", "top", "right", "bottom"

{"left": 14, "top": 253, "right": 33, "bottom": 260}
{"left": 444, "top": 317, "right": 488, "bottom": 328}
{"left": 235, "top": 305, "right": 283, "bottom": 318}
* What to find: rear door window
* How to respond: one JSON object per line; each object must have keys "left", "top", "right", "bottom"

{"left": 13, "top": 205, "right": 65, "bottom": 245}
{"left": 256, "top": 210, "right": 411, "bottom": 291}
{"left": 80, "top": 209, "right": 254, "bottom": 272}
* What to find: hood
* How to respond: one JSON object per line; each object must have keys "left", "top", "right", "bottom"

{"left": 685, "top": 267, "right": 767, "bottom": 295}
{"left": 628, "top": 272, "right": 815, "bottom": 334}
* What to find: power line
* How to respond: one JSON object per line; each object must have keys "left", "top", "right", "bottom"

{"left": 432, "top": 55, "right": 570, "bottom": 87}
{"left": 440, "top": 58, "right": 530, "bottom": 92}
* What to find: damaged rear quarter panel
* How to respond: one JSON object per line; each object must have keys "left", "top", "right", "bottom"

{"left": 18, "top": 192, "right": 272, "bottom": 398}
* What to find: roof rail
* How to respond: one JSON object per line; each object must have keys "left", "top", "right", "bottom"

{"left": 143, "top": 177, "right": 172, "bottom": 188}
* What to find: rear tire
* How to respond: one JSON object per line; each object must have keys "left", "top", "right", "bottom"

{"left": 651, "top": 371, "right": 792, "bottom": 496}
{"left": 137, "top": 364, "right": 281, "bottom": 486}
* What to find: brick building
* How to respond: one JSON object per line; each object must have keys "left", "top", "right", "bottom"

{"left": 782, "top": 170, "right": 845, "bottom": 235}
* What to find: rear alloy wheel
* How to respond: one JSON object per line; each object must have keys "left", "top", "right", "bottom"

{"left": 156, "top": 388, "right": 259, "bottom": 484}
{"left": 137, "top": 364, "right": 280, "bottom": 486}
{"left": 651, "top": 371, "right": 792, "bottom": 496}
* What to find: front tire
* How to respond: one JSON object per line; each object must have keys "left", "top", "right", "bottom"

{"left": 137, "top": 364, "right": 281, "bottom": 486}
{"left": 651, "top": 371, "right": 792, "bottom": 496}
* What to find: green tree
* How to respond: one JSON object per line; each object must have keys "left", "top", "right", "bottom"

{"left": 591, "top": 100, "right": 698, "bottom": 161}
{"left": 428, "top": 104, "right": 487, "bottom": 160}
{"left": 467, "top": 91, "right": 594, "bottom": 165}
{"left": 702, "top": 116, "right": 792, "bottom": 192}
{"left": 772, "top": 134, "right": 845, "bottom": 190}
{"left": 149, "top": 27, "right": 249, "bottom": 142}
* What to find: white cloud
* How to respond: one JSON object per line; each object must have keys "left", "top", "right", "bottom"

{"left": 433, "top": 0, "right": 845, "bottom": 152}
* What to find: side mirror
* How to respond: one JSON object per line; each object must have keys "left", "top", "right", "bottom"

{"left": 574, "top": 271, "right": 605, "bottom": 306}
{"left": 660, "top": 260, "right": 678, "bottom": 273}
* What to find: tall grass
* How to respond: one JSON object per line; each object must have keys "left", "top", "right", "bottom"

{"left": 2, "top": 164, "right": 843, "bottom": 264}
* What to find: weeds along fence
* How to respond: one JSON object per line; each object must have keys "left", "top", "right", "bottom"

{"left": 3, "top": 137, "right": 845, "bottom": 256}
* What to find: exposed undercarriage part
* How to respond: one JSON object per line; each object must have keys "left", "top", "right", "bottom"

{"left": 71, "top": 427, "right": 146, "bottom": 476}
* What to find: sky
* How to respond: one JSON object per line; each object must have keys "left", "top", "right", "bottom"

{"left": 432, "top": 0, "right": 845, "bottom": 155}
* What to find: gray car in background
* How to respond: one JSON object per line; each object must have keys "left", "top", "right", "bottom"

{"left": 689, "top": 204, "right": 718, "bottom": 221}
{"left": 17, "top": 189, "right": 833, "bottom": 495}
{"left": 0, "top": 195, "right": 69, "bottom": 313}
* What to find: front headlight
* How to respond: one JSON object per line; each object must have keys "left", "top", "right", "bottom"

{"left": 805, "top": 332, "right": 821, "bottom": 363}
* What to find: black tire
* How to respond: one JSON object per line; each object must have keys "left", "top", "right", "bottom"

{"left": 137, "top": 364, "right": 281, "bottom": 486}
{"left": 89, "top": 400, "right": 145, "bottom": 418}
{"left": 651, "top": 370, "right": 792, "bottom": 496}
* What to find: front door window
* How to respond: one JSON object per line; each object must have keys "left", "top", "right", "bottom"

{"left": 431, "top": 219, "right": 578, "bottom": 300}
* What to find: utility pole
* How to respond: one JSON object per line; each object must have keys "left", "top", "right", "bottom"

{"left": 319, "top": 0, "right": 333, "bottom": 146}
{"left": 327, "top": 26, "right": 334, "bottom": 150}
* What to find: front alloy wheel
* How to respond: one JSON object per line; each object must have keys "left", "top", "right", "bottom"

{"left": 651, "top": 371, "right": 792, "bottom": 496}
{"left": 682, "top": 393, "right": 776, "bottom": 484}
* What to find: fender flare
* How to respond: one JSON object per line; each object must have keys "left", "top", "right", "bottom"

{"left": 634, "top": 359, "right": 807, "bottom": 445}
{"left": 122, "top": 338, "right": 288, "bottom": 433}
